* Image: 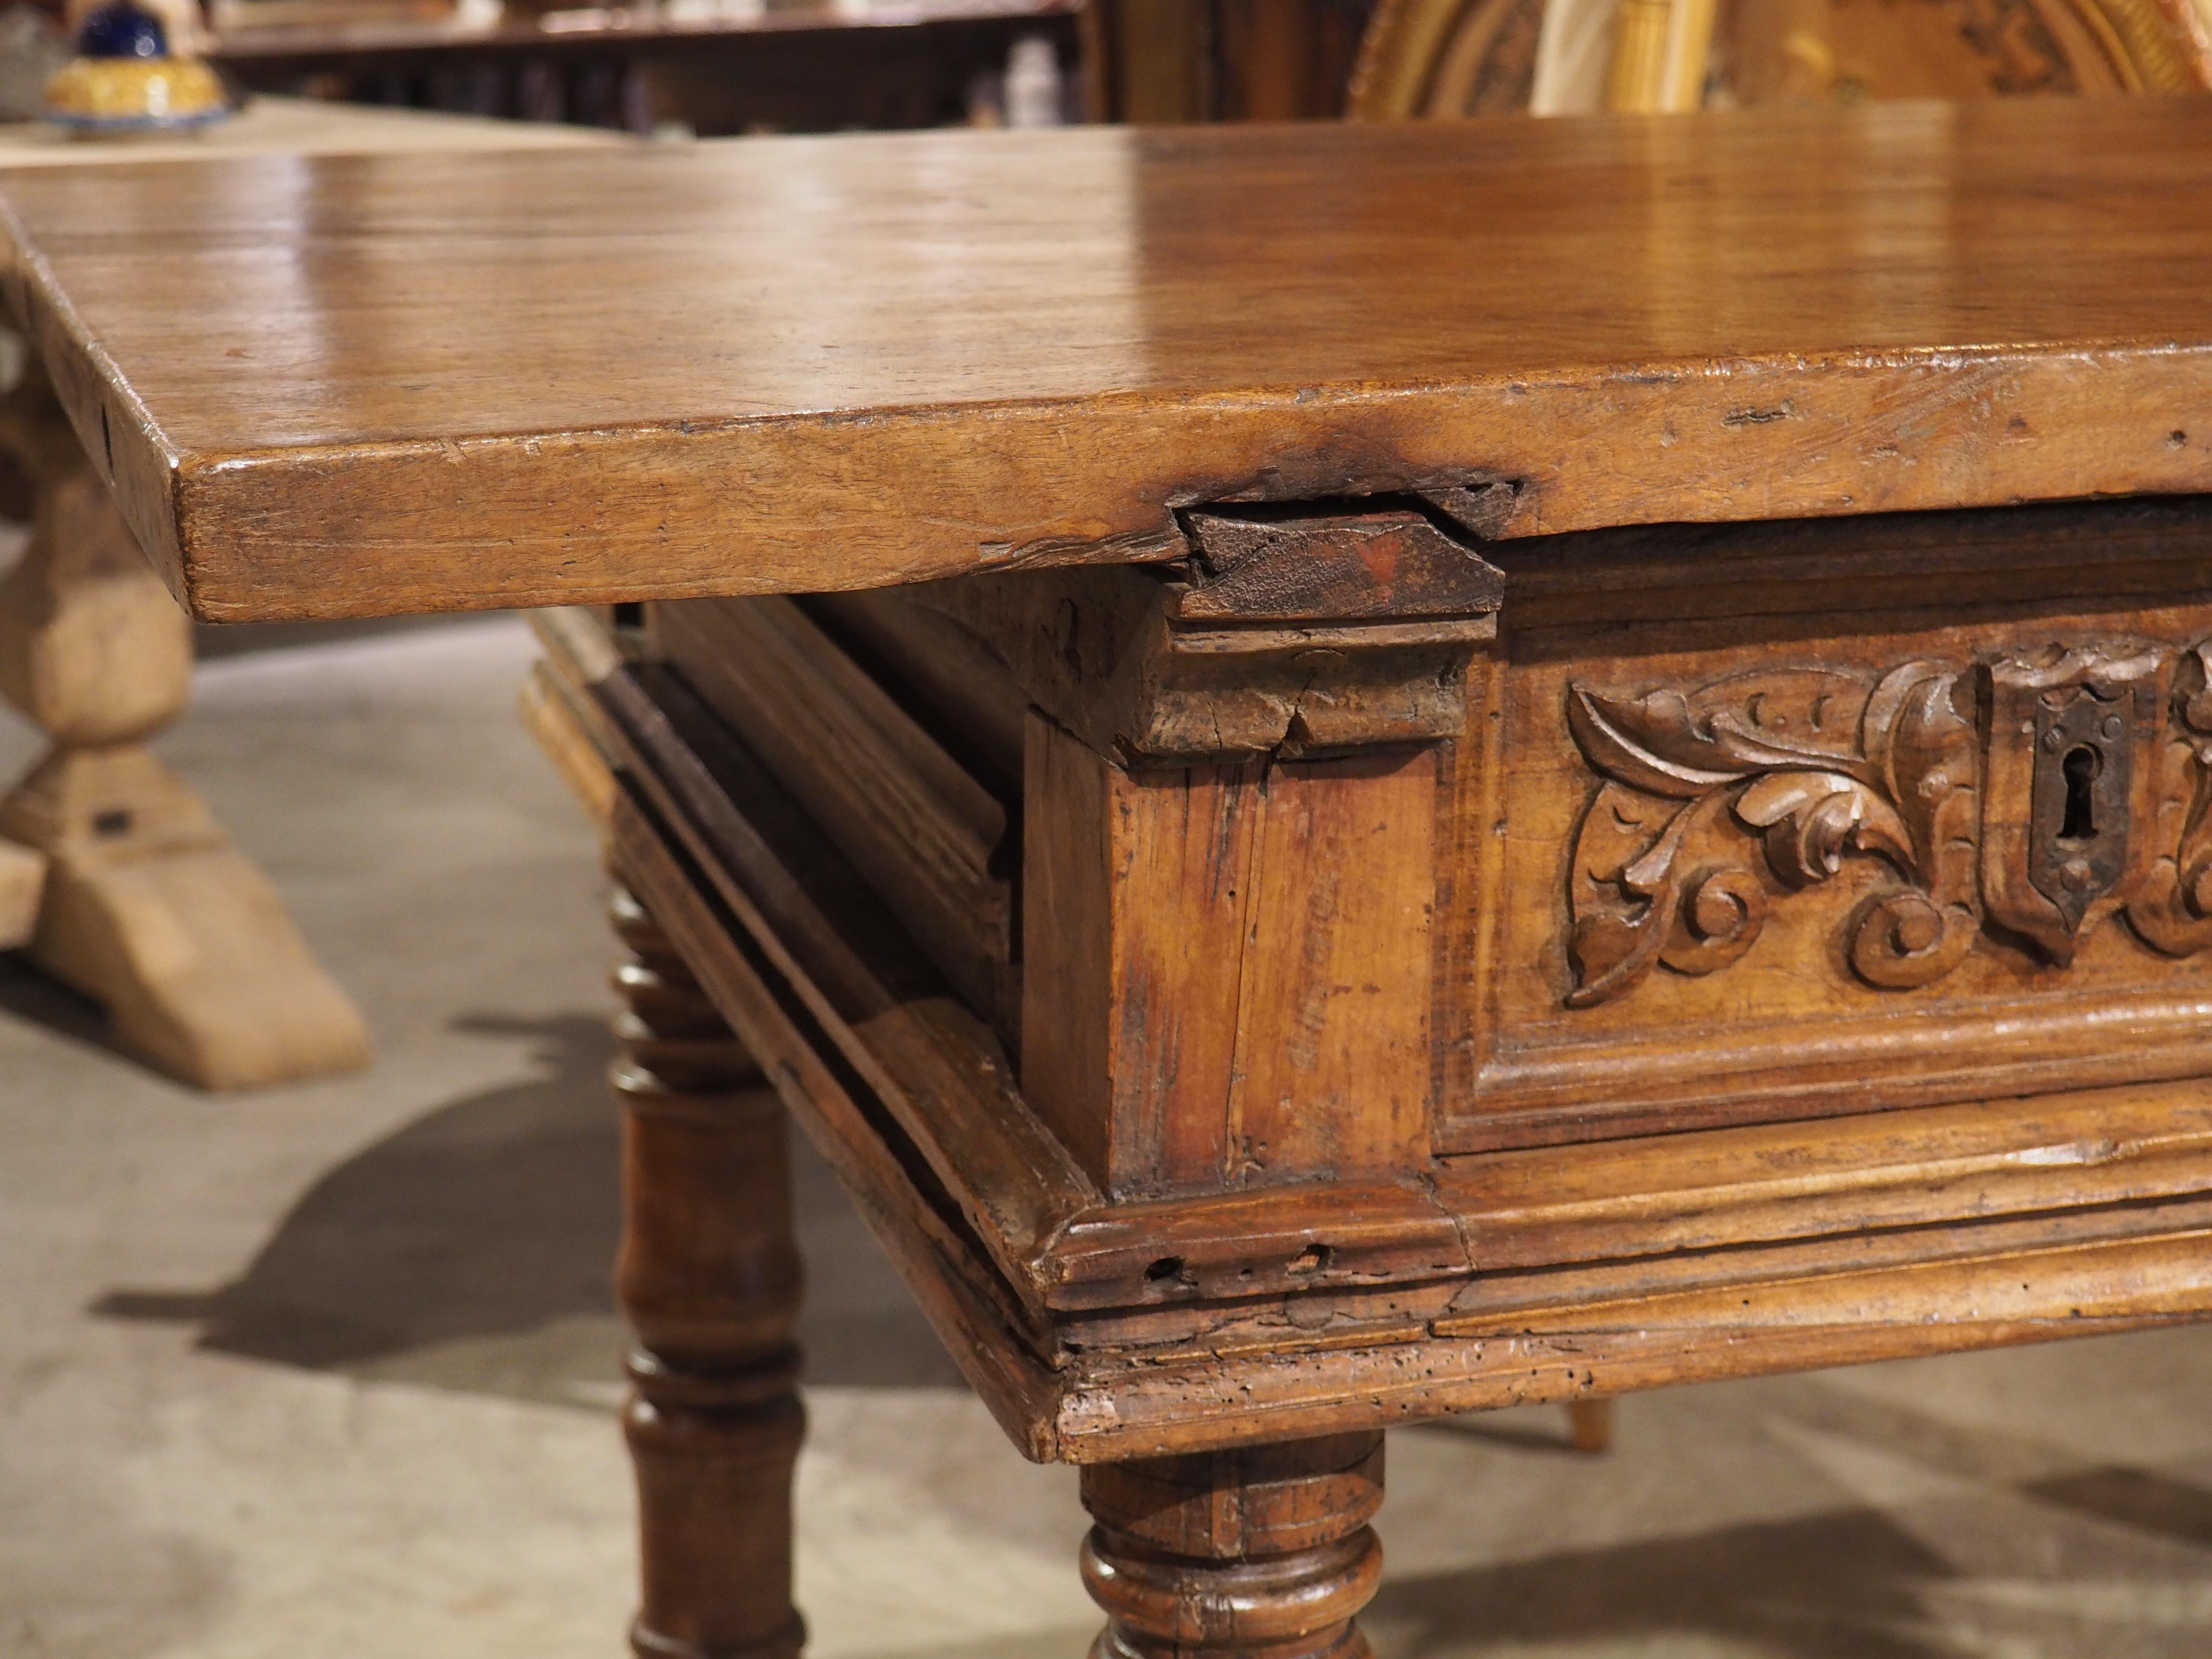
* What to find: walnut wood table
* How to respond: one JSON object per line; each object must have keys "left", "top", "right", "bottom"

{"left": 9, "top": 96, "right": 2212, "bottom": 1655}
{"left": 0, "top": 96, "right": 612, "bottom": 1087}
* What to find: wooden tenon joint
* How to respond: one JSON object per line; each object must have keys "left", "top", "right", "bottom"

{"left": 993, "top": 501, "right": 1501, "bottom": 1200}
{"left": 911, "top": 497, "right": 1505, "bottom": 763}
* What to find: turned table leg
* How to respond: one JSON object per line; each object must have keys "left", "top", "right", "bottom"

{"left": 0, "top": 358, "right": 367, "bottom": 1088}
{"left": 609, "top": 880, "right": 806, "bottom": 1659}
{"left": 1080, "top": 1432, "right": 1385, "bottom": 1659}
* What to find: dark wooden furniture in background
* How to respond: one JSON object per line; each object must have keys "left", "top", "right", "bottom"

{"left": 215, "top": 0, "right": 1083, "bottom": 132}
{"left": 11, "top": 99, "right": 2212, "bottom": 1655}
{"left": 217, "top": 0, "right": 1381, "bottom": 135}
{"left": 1349, "top": 0, "right": 2212, "bottom": 117}
{"left": 1085, "top": 0, "right": 1377, "bottom": 120}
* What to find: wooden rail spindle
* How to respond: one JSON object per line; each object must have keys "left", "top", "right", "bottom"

{"left": 609, "top": 880, "right": 806, "bottom": 1659}
{"left": 1079, "top": 1431, "right": 1385, "bottom": 1659}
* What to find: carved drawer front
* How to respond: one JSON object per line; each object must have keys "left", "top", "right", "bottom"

{"left": 1441, "top": 501, "right": 2212, "bottom": 1154}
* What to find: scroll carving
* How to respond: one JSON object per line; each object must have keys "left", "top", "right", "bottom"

{"left": 2127, "top": 642, "right": 2212, "bottom": 955}
{"left": 1564, "top": 638, "right": 2212, "bottom": 1007}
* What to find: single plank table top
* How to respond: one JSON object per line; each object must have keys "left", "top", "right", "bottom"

{"left": 0, "top": 96, "right": 2209, "bottom": 622}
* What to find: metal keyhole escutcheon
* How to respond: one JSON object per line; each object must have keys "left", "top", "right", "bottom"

{"left": 2029, "top": 692, "right": 2132, "bottom": 931}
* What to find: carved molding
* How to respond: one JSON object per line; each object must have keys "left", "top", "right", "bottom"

{"left": 1564, "top": 639, "right": 2212, "bottom": 1007}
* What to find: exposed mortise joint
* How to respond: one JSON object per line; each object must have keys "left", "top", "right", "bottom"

{"left": 908, "top": 494, "right": 1509, "bottom": 763}
{"left": 1176, "top": 499, "right": 1506, "bottom": 621}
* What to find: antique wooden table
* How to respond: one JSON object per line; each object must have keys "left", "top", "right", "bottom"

{"left": 8, "top": 96, "right": 2212, "bottom": 1657}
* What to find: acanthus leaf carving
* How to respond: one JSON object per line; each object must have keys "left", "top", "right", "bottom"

{"left": 1553, "top": 639, "right": 2212, "bottom": 1006}
{"left": 2126, "top": 641, "right": 2212, "bottom": 956}
{"left": 1566, "top": 662, "right": 1977, "bottom": 1008}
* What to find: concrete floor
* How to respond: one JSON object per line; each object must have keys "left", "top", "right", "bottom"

{"left": 6, "top": 616, "right": 2212, "bottom": 1659}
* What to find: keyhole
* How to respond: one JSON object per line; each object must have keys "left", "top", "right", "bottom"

{"left": 2058, "top": 744, "right": 2101, "bottom": 842}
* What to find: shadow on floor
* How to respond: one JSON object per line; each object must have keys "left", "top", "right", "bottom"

{"left": 1370, "top": 1504, "right": 1959, "bottom": 1659}
{"left": 871, "top": 1486, "right": 2204, "bottom": 1659}
{"left": 90, "top": 1009, "right": 963, "bottom": 1397}
{"left": 1736, "top": 1372, "right": 2212, "bottom": 1555}
{"left": 95, "top": 1013, "right": 621, "bottom": 1370}
{"left": 0, "top": 950, "right": 133, "bottom": 1064}
{"left": 1436, "top": 1373, "right": 2212, "bottom": 1564}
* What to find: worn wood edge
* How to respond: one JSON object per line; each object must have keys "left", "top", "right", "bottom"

{"left": 1494, "top": 492, "right": 2212, "bottom": 596}
{"left": 529, "top": 603, "right": 626, "bottom": 686}
{"left": 584, "top": 655, "right": 1096, "bottom": 1298}
{"left": 610, "top": 788, "right": 1066, "bottom": 1462}
{"left": 1049, "top": 1134, "right": 2212, "bottom": 1311}
{"left": 520, "top": 608, "right": 640, "bottom": 826}
{"left": 803, "top": 588, "right": 1029, "bottom": 789}
{"left": 29, "top": 341, "right": 2212, "bottom": 621}
{"left": 1435, "top": 1223, "right": 2212, "bottom": 1337}
{"left": 1440, "top": 1073, "right": 2212, "bottom": 1222}
{"left": 660, "top": 597, "right": 1005, "bottom": 856}
{"left": 1449, "top": 995, "right": 2212, "bottom": 1151}
{"left": 529, "top": 613, "right": 1090, "bottom": 1303}
{"left": 1455, "top": 1137, "right": 2212, "bottom": 1277}
{"left": 1048, "top": 1181, "right": 1469, "bottom": 1307}
{"left": 520, "top": 663, "right": 617, "bottom": 827}
{"left": 0, "top": 212, "right": 187, "bottom": 603}
{"left": 1060, "top": 1190, "right": 2212, "bottom": 1361}
{"left": 654, "top": 597, "right": 1015, "bottom": 1025}
{"left": 1044, "top": 1075, "right": 2212, "bottom": 1309}
{"left": 1048, "top": 1228, "right": 2212, "bottom": 1459}
{"left": 1432, "top": 1190, "right": 2212, "bottom": 1323}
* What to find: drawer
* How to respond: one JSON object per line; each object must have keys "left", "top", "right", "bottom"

{"left": 1441, "top": 497, "right": 2212, "bottom": 1151}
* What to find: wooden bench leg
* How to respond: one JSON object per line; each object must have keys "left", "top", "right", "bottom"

{"left": 1079, "top": 1431, "right": 1385, "bottom": 1659}
{"left": 609, "top": 881, "right": 805, "bottom": 1659}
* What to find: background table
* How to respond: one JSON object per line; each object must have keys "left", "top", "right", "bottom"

{"left": 0, "top": 96, "right": 614, "bottom": 1088}
{"left": 213, "top": 0, "right": 1085, "bottom": 132}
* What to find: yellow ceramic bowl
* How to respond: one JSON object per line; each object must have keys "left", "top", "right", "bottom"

{"left": 44, "top": 56, "right": 228, "bottom": 131}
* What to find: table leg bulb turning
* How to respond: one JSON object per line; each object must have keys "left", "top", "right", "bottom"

{"left": 610, "top": 881, "right": 805, "bottom": 1659}
{"left": 1079, "top": 1432, "right": 1385, "bottom": 1659}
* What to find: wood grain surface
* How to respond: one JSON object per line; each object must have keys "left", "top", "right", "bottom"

{"left": 8, "top": 96, "right": 2212, "bottom": 619}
